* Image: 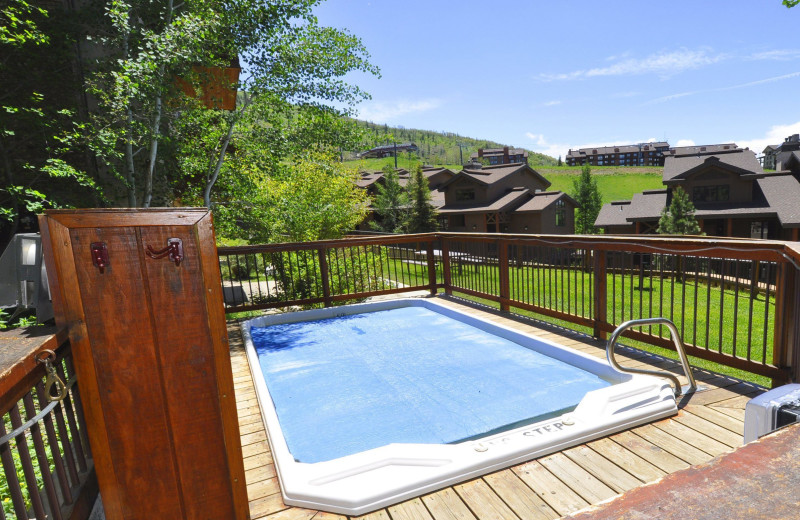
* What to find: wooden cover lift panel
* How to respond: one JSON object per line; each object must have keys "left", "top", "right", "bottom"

{"left": 39, "top": 209, "right": 249, "bottom": 520}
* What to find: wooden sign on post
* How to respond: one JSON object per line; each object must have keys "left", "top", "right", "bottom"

{"left": 39, "top": 209, "right": 249, "bottom": 520}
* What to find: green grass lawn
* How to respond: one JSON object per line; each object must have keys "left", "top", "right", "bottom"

{"left": 344, "top": 156, "right": 463, "bottom": 172}
{"left": 381, "top": 255, "right": 774, "bottom": 386}
{"left": 222, "top": 247, "right": 775, "bottom": 387}
{"left": 537, "top": 166, "right": 664, "bottom": 204}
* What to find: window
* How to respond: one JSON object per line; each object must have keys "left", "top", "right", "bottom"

{"left": 455, "top": 189, "right": 475, "bottom": 202}
{"left": 555, "top": 200, "right": 566, "bottom": 227}
{"left": 751, "top": 221, "right": 768, "bottom": 239}
{"left": 693, "top": 185, "right": 730, "bottom": 202}
{"left": 449, "top": 214, "right": 466, "bottom": 227}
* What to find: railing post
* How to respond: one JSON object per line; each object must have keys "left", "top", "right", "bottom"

{"left": 442, "top": 238, "right": 452, "bottom": 295}
{"left": 317, "top": 247, "right": 332, "bottom": 307}
{"left": 498, "top": 239, "right": 510, "bottom": 312}
{"left": 773, "top": 262, "right": 799, "bottom": 386}
{"left": 593, "top": 249, "right": 608, "bottom": 340}
{"left": 426, "top": 239, "right": 437, "bottom": 296}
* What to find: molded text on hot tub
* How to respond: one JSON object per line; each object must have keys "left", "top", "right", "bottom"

{"left": 522, "top": 421, "right": 570, "bottom": 437}
{"left": 479, "top": 420, "right": 573, "bottom": 450}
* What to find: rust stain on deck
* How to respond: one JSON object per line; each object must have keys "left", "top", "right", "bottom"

{"left": 566, "top": 424, "right": 800, "bottom": 520}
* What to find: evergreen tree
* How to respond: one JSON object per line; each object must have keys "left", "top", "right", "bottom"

{"left": 571, "top": 164, "right": 602, "bottom": 234}
{"left": 369, "top": 165, "right": 407, "bottom": 233}
{"left": 657, "top": 187, "right": 701, "bottom": 235}
{"left": 405, "top": 164, "right": 438, "bottom": 233}
{"left": 558, "top": 155, "right": 563, "bottom": 166}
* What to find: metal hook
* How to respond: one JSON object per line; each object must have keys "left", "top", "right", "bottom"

{"left": 146, "top": 238, "right": 183, "bottom": 266}
{"left": 35, "top": 349, "right": 68, "bottom": 402}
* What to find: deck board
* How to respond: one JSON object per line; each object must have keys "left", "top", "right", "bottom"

{"left": 227, "top": 296, "right": 765, "bottom": 520}
{"left": 483, "top": 470, "right": 559, "bottom": 520}
{"left": 512, "top": 460, "right": 589, "bottom": 516}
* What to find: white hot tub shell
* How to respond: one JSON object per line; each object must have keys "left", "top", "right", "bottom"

{"left": 242, "top": 298, "right": 678, "bottom": 515}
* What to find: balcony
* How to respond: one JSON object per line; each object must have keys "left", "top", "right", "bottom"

{"left": 4, "top": 231, "right": 800, "bottom": 519}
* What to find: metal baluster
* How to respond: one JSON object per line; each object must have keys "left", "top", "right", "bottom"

{"left": 64, "top": 357, "right": 91, "bottom": 460}
{"left": 56, "top": 363, "right": 87, "bottom": 472}
{"left": 22, "top": 393, "right": 63, "bottom": 520}
{"left": 718, "top": 260, "right": 726, "bottom": 353}
{"left": 35, "top": 381, "right": 75, "bottom": 500}
{"left": 746, "top": 261, "right": 756, "bottom": 361}
{"left": 9, "top": 403, "right": 47, "bottom": 520}
{"left": 0, "top": 417, "right": 28, "bottom": 519}
{"left": 693, "top": 258, "right": 700, "bottom": 347}
{"left": 680, "top": 257, "right": 687, "bottom": 340}
{"left": 705, "top": 258, "right": 712, "bottom": 351}
{"left": 762, "top": 262, "right": 772, "bottom": 365}
{"left": 732, "top": 260, "right": 741, "bottom": 358}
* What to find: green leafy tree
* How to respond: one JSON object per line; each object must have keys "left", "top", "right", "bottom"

{"left": 657, "top": 187, "right": 701, "bottom": 235}
{"left": 369, "top": 165, "right": 408, "bottom": 233}
{"left": 214, "top": 153, "right": 368, "bottom": 243}
{"left": 571, "top": 164, "right": 602, "bottom": 234}
{"left": 86, "top": 0, "right": 379, "bottom": 208}
{"left": 405, "top": 164, "right": 438, "bottom": 233}
{"left": 784, "top": 1, "right": 798, "bottom": 8}
{"left": 1, "top": 0, "right": 102, "bottom": 243}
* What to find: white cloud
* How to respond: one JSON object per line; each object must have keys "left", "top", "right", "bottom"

{"left": 748, "top": 49, "right": 800, "bottom": 61}
{"left": 542, "top": 100, "right": 562, "bottom": 107}
{"left": 357, "top": 99, "right": 442, "bottom": 122}
{"left": 645, "top": 71, "right": 800, "bottom": 105}
{"left": 736, "top": 121, "right": 800, "bottom": 154}
{"left": 539, "top": 48, "right": 725, "bottom": 81}
{"left": 675, "top": 139, "right": 696, "bottom": 147}
{"left": 525, "top": 133, "right": 569, "bottom": 158}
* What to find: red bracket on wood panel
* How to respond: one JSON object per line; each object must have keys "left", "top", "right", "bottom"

{"left": 146, "top": 238, "right": 183, "bottom": 266}
{"left": 90, "top": 242, "right": 109, "bottom": 273}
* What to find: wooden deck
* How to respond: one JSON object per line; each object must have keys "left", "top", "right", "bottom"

{"left": 229, "top": 296, "right": 766, "bottom": 520}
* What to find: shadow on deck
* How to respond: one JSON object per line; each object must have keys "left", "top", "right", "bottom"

{"left": 228, "top": 295, "right": 768, "bottom": 520}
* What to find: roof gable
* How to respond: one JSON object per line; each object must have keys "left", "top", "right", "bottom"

{"left": 663, "top": 151, "right": 762, "bottom": 184}
{"left": 515, "top": 191, "right": 578, "bottom": 212}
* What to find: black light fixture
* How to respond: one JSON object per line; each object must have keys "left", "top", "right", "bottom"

{"left": 0, "top": 233, "right": 54, "bottom": 322}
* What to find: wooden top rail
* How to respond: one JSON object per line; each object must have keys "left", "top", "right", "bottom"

{"left": 0, "top": 325, "right": 69, "bottom": 413}
{"left": 217, "top": 233, "right": 435, "bottom": 254}
{"left": 219, "top": 232, "right": 800, "bottom": 266}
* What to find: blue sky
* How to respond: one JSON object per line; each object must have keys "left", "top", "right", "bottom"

{"left": 313, "top": 1, "right": 800, "bottom": 159}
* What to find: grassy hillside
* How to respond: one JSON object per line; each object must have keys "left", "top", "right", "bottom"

{"left": 348, "top": 156, "right": 463, "bottom": 172}
{"left": 538, "top": 166, "right": 664, "bottom": 204}
{"left": 346, "top": 120, "right": 558, "bottom": 167}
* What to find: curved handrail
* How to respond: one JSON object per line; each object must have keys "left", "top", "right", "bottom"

{"left": 607, "top": 317, "right": 697, "bottom": 398}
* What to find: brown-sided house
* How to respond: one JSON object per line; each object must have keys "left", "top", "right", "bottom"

{"left": 595, "top": 146, "right": 800, "bottom": 240}
{"left": 437, "top": 163, "right": 577, "bottom": 234}
{"left": 356, "top": 167, "right": 456, "bottom": 230}
{"left": 469, "top": 147, "right": 529, "bottom": 165}
{"left": 566, "top": 142, "right": 670, "bottom": 167}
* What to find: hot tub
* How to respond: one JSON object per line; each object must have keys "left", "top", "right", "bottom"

{"left": 242, "top": 298, "right": 677, "bottom": 515}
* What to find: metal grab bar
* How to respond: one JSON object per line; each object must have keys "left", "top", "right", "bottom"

{"left": 607, "top": 317, "right": 698, "bottom": 398}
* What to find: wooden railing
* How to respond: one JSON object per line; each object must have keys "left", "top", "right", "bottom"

{"left": 0, "top": 327, "right": 96, "bottom": 520}
{"left": 219, "top": 233, "right": 800, "bottom": 387}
